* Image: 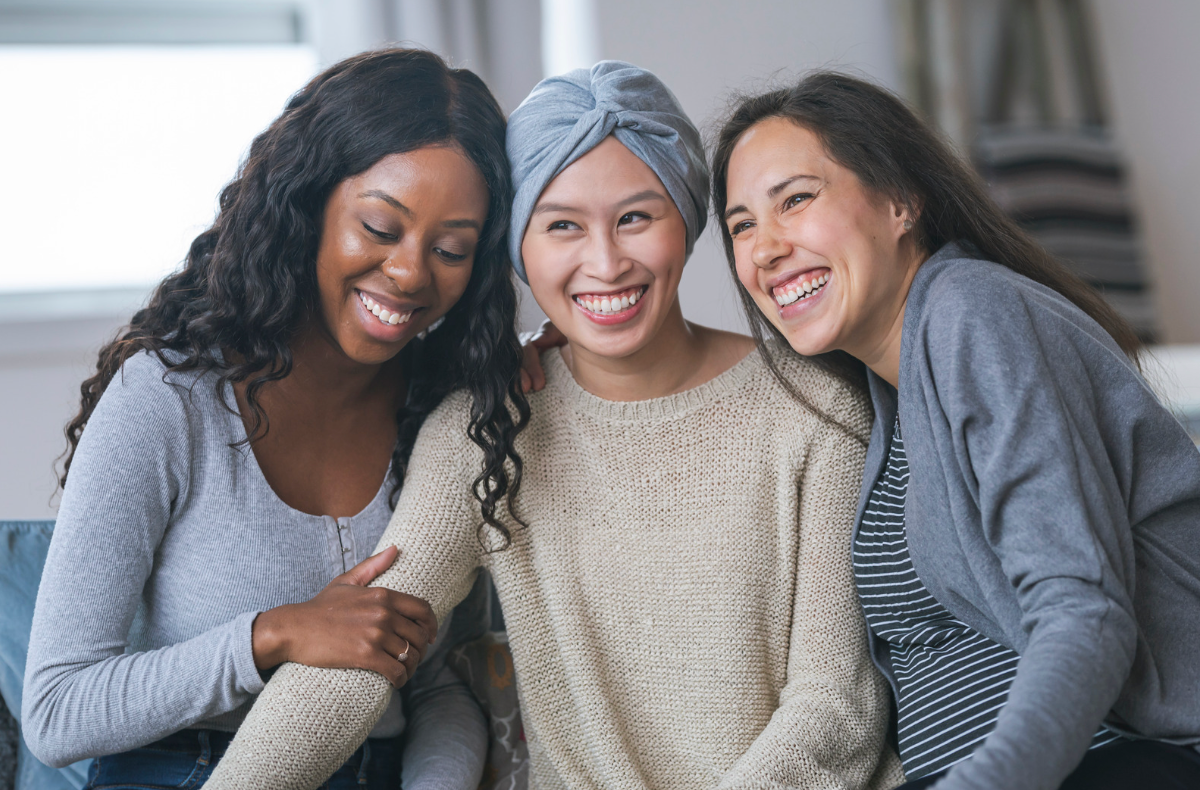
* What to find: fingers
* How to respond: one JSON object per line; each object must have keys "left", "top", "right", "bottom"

{"left": 382, "top": 632, "right": 421, "bottom": 682}
{"left": 361, "top": 640, "right": 410, "bottom": 688}
{"left": 341, "top": 546, "right": 399, "bottom": 587}
{"left": 360, "top": 614, "right": 426, "bottom": 688}
{"left": 520, "top": 344, "right": 545, "bottom": 393}
{"left": 378, "top": 588, "right": 439, "bottom": 644}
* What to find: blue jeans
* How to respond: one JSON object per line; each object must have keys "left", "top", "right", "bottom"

{"left": 83, "top": 729, "right": 402, "bottom": 790}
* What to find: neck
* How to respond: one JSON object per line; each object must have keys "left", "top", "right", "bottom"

{"left": 270, "top": 322, "right": 402, "bottom": 411}
{"left": 564, "top": 298, "right": 710, "bottom": 401}
{"left": 851, "top": 242, "right": 927, "bottom": 388}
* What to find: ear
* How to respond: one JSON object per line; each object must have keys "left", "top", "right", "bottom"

{"left": 891, "top": 198, "right": 921, "bottom": 237}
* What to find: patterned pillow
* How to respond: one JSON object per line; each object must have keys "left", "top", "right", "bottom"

{"left": 446, "top": 632, "right": 528, "bottom": 790}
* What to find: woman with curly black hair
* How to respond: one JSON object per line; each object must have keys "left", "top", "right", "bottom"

{"left": 22, "top": 48, "right": 528, "bottom": 789}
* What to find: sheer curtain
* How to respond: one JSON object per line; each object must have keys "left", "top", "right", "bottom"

{"left": 309, "top": 0, "right": 543, "bottom": 113}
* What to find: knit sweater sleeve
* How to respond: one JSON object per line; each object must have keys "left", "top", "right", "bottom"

{"left": 204, "top": 392, "right": 487, "bottom": 790}
{"left": 718, "top": 385, "right": 904, "bottom": 790}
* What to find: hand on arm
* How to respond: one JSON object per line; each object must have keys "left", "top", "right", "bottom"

{"left": 251, "top": 546, "right": 438, "bottom": 689}
{"left": 203, "top": 392, "right": 490, "bottom": 790}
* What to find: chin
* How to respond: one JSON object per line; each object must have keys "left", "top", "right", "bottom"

{"left": 572, "top": 324, "right": 651, "bottom": 360}
{"left": 773, "top": 324, "right": 837, "bottom": 358}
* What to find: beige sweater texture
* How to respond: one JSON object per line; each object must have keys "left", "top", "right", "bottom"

{"left": 205, "top": 346, "right": 904, "bottom": 790}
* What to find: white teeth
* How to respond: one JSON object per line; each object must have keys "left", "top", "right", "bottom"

{"left": 774, "top": 274, "right": 829, "bottom": 307}
{"left": 359, "top": 291, "right": 413, "bottom": 327}
{"left": 574, "top": 287, "right": 646, "bottom": 315}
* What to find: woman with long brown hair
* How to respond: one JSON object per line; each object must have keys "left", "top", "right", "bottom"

{"left": 23, "top": 48, "right": 527, "bottom": 789}
{"left": 714, "top": 71, "right": 1200, "bottom": 789}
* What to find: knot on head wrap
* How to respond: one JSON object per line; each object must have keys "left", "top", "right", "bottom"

{"left": 506, "top": 60, "right": 710, "bottom": 282}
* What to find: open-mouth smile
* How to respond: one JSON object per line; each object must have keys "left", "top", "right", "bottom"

{"left": 358, "top": 290, "right": 416, "bottom": 326}
{"left": 771, "top": 271, "right": 830, "bottom": 307}
{"left": 572, "top": 285, "right": 648, "bottom": 316}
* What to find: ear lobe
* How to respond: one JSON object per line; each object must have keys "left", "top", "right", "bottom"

{"left": 893, "top": 200, "right": 921, "bottom": 235}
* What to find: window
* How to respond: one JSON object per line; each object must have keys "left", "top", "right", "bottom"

{"left": 0, "top": 44, "right": 317, "bottom": 298}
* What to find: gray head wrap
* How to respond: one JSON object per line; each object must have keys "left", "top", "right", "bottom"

{"left": 506, "top": 60, "right": 710, "bottom": 282}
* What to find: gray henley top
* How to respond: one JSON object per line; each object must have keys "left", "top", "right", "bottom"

{"left": 22, "top": 350, "right": 487, "bottom": 788}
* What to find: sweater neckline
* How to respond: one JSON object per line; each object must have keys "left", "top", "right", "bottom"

{"left": 542, "top": 344, "right": 763, "bottom": 422}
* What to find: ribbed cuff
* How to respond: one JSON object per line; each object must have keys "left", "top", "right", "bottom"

{"left": 233, "top": 610, "right": 266, "bottom": 695}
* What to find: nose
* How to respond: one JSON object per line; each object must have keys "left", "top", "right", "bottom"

{"left": 382, "top": 242, "right": 433, "bottom": 293}
{"left": 750, "top": 216, "right": 791, "bottom": 271}
{"left": 579, "top": 232, "right": 633, "bottom": 283}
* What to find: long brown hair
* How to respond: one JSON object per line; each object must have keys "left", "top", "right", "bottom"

{"left": 711, "top": 71, "right": 1140, "bottom": 414}
{"left": 62, "top": 48, "right": 529, "bottom": 546}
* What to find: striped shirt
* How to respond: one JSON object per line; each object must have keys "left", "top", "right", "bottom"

{"left": 852, "top": 418, "right": 1121, "bottom": 778}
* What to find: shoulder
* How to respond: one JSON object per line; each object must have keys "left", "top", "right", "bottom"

{"left": 93, "top": 350, "right": 201, "bottom": 430}
{"left": 408, "top": 389, "right": 490, "bottom": 482}
{"left": 418, "top": 388, "right": 475, "bottom": 439}
{"left": 912, "top": 252, "right": 1117, "bottom": 355}
{"left": 755, "top": 340, "right": 873, "bottom": 444}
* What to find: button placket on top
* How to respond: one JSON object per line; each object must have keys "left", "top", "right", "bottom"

{"left": 336, "top": 516, "right": 356, "bottom": 572}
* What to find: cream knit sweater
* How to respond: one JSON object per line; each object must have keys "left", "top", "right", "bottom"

{"left": 206, "top": 346, "right": 904, "bottom": 790}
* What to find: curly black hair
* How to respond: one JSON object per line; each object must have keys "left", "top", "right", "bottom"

{"left": 62, "top": 48, "right": 529, "bottom": 546}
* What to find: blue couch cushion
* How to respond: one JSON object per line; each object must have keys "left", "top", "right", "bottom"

{"left": 0, "top": 521, "right": 88, "bottom": 790}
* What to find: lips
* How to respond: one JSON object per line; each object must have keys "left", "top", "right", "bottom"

{"left": 572, "top": 285, "right": 647, "bottom": 316}
{"left": 771, "top": 271, "right": 829, "bottom": 307}
{"left": 358, "top": 291, "right": 415, "bottom": 325}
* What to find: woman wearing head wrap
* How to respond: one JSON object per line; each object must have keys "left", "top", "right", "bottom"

{"left": 204, "top": 62, "right": 903, "bottom": 790}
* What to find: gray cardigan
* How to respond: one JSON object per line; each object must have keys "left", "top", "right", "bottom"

{"left": 856, "top": 244, "right": 1200, "bottom": 789}
{"left": 23, "top": 351, "right": 487, "bottom": 789}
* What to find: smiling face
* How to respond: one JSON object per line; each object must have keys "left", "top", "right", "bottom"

{"left": 314, "top": 145, "right": 489, "bottom": 366}
{"left": 520, "top": 135, "right": 688, "bottom": 361}
{"left": 723, "top": 117, "right": 920, "bottom": 366}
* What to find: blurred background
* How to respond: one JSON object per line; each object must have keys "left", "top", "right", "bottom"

{"left": 0, "top": 0, "right": 1197, "bottom": 519}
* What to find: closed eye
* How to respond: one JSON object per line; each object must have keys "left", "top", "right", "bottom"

{"left": 435, "top": 247, "right": 469, "bottom": 263}
{"left": 363, "top": 221, "right": 398, "bottom": 242}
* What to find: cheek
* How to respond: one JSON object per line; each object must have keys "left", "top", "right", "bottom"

{"left": 521, "top": 239, "right": 573, "bottom": 306}
{"left": 634, "top": 229, "right": 686, "bottom": 281}
{"left": 436, "top": 262, "right": 475, "bottom": 308}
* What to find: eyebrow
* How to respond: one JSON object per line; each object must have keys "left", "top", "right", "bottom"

{"left": 723, "top": 175, "right": 820, "bottom": 222}
{"left": 768, "top": 174, "right": 820, "bottom": 198}
{"left": 359, "top": 189, "right": 411, "bottom": 216}
{"left": 360, "top": 190, "right": 480, "bottom": 231}
{"left": 532, "top": 189, "right": 668, "bottom": 216}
